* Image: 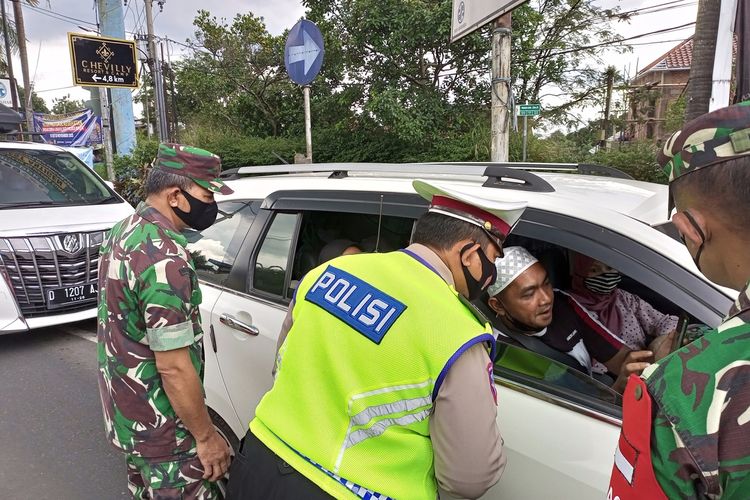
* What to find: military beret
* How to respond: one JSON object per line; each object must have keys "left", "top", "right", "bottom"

{"left": 659, "top": 100, "right": 750, "bottom": 183}
{"left": 153, "top": 143, "right": 233, "bottom": 195}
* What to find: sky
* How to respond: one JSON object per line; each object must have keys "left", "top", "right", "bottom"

{"left": 9, "top": 0, "right": 698, "bottom": 120}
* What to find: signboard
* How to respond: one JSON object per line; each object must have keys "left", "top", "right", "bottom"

{"left": 451, "top": 0, "right": 528, "bottom": 42}
{"left": 33, "top": 109, "right": 103, "bottom": 147}
{"left": 68, "top": 33, "right": 138, "bottom": 88}
{"left": 517, "top": 103, "right": 541, "bottom": 116}
{"left": 0, "top": 78, "right": 12, "bottom": 107}
{"left": 284, "top": 20, "right": 325, "bottom": 86}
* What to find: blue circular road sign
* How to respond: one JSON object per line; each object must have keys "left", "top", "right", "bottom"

{"left": 284, "top": 19, "right": 325, "bottom": 86}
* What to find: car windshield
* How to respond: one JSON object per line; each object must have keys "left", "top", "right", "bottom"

{"left": 0, "top": 148, "right": 115, "bottom": 208}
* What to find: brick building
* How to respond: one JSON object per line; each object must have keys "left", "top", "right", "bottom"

{"left": 627, "top": 38, "right": 692, "bottom": 142}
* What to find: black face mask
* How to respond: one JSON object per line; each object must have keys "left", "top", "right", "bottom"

{"left": 460, "top": 242, "right": 498, "bottom": 301}
{"left": 680, "top": 211, "right": 706, "bottom": 273}
{"left": 583, "top": 272, "right": 622, "bottom": 295}
{"left": 173, "top": 189, "right": 218, "bottom": 231}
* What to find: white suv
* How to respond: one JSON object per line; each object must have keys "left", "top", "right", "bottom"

{"left": 0, "top": 142, "right": 133, "bottom": 334}
{"left": 187, "top": 163, "right": 733, "bottom": 499}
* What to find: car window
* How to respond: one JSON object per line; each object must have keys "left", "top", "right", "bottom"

{"left": 253, "top": 212, "right": 299, "bottom": 298}
{"left": 0, "top": 149, "right": 114, "bottom": 207}
{"left": 494, "top": 341, "right": 622, "bottom": 418}
{"left": 185, "top": 200, "right": 261, "bottom": 289}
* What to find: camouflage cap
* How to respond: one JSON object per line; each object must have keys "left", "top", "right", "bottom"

{"left": 659, "top": 100, "right": 750, "bottom": 183}
{"left": 153, "top": 143, "right": 233, "bottom": 195}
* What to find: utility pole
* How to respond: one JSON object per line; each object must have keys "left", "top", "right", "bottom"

{"left": 160, "top": 42, "right": 171, "bottom": 140}
{"left": 99, "top": 88, "right": 115, "bottom": 180}
{"left": 12, "top": 0, "right": 33, "bottom": 133}
{"left": 685, "top": 0, "right": 721, "bottom": 121}
{"left": 303, "top": 86, "right": 312, "bottom": 161}
{"left": 97, "top": 0, "right": 136, "bottom": 155}
{"left": 600, "top": 67, "right": 615, "bottom": 149}
{"left": 145, "top": 0, "right": 166, "bottom": 142}
{"left": 490, "top": 14, "right": 512, "bottom": 162}
{"left": 709, "top": 0, "right": 738, "bottom": 110}
{"left": 0, "top": 0, "right": 17, "bottom": 109}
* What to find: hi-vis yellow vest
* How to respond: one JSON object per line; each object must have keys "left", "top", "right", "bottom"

{"left": 250, "top": 250, "right": 495, "bottom": 500}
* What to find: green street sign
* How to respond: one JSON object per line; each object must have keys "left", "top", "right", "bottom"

{"left": 517, "top": 104, "right": 541, "bottom": 116}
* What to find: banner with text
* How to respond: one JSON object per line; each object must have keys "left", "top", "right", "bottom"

{"left": 33, "top": 109, "right": 103, "bottom": 147}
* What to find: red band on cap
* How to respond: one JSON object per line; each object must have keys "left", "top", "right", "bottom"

{"left": 431, "top": 195, "right": 511, "bottom": 236}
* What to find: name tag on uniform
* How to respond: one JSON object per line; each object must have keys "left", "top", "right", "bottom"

{"left": 305, "top": 265, "right": 407, "bottom": 344}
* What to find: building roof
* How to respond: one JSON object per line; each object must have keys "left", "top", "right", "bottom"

{"left": 638, "top": 37, "right": 694, "bottom": 76}
{"left": 637, "top": 35, "right": 738, "bottom": 78}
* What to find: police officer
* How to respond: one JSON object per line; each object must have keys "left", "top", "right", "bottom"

{"left": 227, "top": 180, "right": 527, "bottom": 499}
{"left": 97, "top": 144, "right": 233, "bottom": 499}
{"left": 608, "top": 101, "right": 750, "bottom": 498}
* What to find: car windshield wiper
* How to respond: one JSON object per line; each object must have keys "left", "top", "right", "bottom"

{"left": 0, "top": 201, "right": 60, "bottom": 209}
{"left": 91, "top": 196, "right": 120, "bottom": 204}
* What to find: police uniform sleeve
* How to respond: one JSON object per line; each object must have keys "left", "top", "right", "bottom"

{"left": 430, "top": 343, "right": 506, "bottom": 498}
{"left": 138, "top": 255, "right": 197, "bottom": 351}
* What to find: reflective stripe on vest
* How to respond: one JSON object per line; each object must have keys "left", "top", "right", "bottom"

{"left": 252, "top": 250, "right": 494, "bottom": 500}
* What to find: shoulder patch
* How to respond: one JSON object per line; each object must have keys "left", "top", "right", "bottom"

{"left": 305, "top": 265, "right": 407, "bottom": 344}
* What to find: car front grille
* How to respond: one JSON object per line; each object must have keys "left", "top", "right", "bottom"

{"left": 0, "top": 231, "right": 107, "bottom": 318}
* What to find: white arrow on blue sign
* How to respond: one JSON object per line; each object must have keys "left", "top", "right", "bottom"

{"left": 285, "top": 19, "right": 325, "bottom": 86}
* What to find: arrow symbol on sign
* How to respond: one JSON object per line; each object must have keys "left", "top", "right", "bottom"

{"left": 92, "top": 74, "right": 101, "bottom": 82}
{"left": 288, "top": 29, "right": 321, "bottom": 75}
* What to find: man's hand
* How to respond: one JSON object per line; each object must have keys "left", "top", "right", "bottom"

{"left": 196, "top": 429, "right": 232, "bottom": 481}
{"left": 649, "top": 331, "right": 676, "bottom": 361}
{"left": 612, "top": 350, "right": 653, "bottom": 393}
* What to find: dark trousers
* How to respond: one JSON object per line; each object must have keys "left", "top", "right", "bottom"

{"left": 226, "top": 429, "right": 334, "bottom": 500}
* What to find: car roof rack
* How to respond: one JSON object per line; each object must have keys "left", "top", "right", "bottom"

{"left": 225, "top": 163, "right": 556, "bottom": 193}
{"left": 433, "top": 161, "right": 634, "bottom": 180}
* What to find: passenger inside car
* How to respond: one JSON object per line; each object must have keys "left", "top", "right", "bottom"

{"left": 317, "top": 239, "right": 363, "bottom": 265}
{"left": 567, "top": 252, "right": 678, "bottom": 352}
{"left": 484, "top": 246, "right": 672, "bottom": 392}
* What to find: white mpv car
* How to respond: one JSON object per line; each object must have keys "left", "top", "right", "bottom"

{"left": 187, "top": 163, "right": 733, "bottom": 499}
{"left": 0, "top": 142, "right": 133, "bottom": 334}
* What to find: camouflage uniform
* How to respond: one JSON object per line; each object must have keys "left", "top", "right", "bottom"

{"left": 638, "top": 102, "right": 750, "bottom": 498}
{"left": 97, "top": 143, "right": 232, "bottom": 499}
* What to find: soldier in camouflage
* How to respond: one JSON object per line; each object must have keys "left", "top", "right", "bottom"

{"left": 97, "top": 143, "right": 233, "bottom": 499}
{"left": 608, "top": 101, "right": 750, "bottom": 499}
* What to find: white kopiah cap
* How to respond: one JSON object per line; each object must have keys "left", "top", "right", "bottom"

{"left": 487, "top": 246, "right": 538, "bottom": 297}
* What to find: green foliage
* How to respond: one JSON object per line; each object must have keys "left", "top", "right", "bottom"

{"left": 589, "top": 142, "right": 666, "bottom": 184}
{"left": 665, "top": 95, "right": 687, "bottom": 134}
{"left": 113, "top": 138, "right": 159, "bottom": 206}
{"left": 50, "top": 94, "right": 87, "bottom": 115}
{"left": 181, "top": 125, "right": 304, "bottom": 168}
{"left": 17, "top": 86, "right": 49, "bottom": 114}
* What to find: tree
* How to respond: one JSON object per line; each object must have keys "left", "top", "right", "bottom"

{"left": 50, "top": 94, "right": 86, "bottom": 114}
{"left": 17, "top": 85, "right": 48, "bottom": 113}
{"left": 685, "top": 0, "right": 721, "bottom": 121}
{"left": 510, "top": 0, "right": 625, "bottom": 127}
{"left": 175, "top": 11, "right": 296, "bottom": 137}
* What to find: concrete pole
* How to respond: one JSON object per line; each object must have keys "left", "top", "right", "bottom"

{"left": 11, "top": 0, "right": 33, "bottom": 133}
{"left": 99, "top": 88, "right": 115, "bottom": 180}
{"left": 709, "top": 0, "right": 737, "bottom": 110}
{"left": 490, "top": 14, "right": 511, "bottom": 162}
{"left": 1, "top": 0, "right": 17, "bottom": 109}
{"left": 600, "top": 68, "right": 615, "bottom": 149}
{"left": 97, "top": 0, "right": 136, "bottom": 155}
{"left": 522, "top": 113, "right": 528, "bottom": 161}
{"left": 303, "top": 85, "right": 312, "bottom": 161}
{"left": 145, "top": 0, "right": 165, "bottom": 142}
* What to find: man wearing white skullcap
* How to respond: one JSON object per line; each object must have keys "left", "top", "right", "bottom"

{"left": 485, "top": 247, "right": 656, "bottom": 392}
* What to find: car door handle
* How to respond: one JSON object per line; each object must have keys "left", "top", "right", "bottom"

{"left": 219, "top": 314, "right": 260, "bottom": 336}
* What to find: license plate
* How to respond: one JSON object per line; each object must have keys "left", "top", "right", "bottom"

{"left": 46, "top": 283, "right": 98, "bottom": 310}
